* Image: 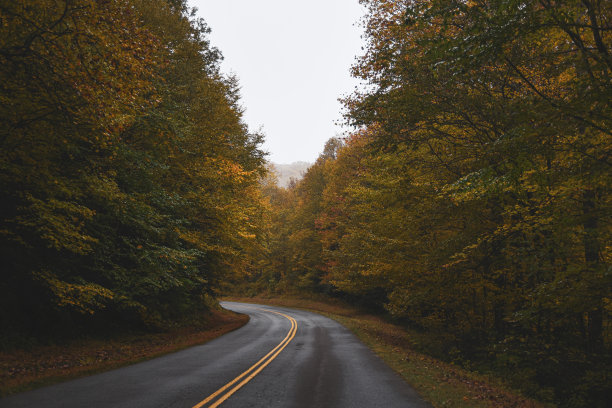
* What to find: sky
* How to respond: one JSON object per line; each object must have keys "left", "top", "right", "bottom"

{"left": 189, "top": 0, "right": 365, "bottom": 164}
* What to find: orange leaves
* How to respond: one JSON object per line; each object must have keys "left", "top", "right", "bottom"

{"left": 206, "top": 157, "right": 255, "bottom": 184}
{"left": 0, "top": 0, "right": 269, "bottom": 334}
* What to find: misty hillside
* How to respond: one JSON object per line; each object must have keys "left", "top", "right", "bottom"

{"left": 270, "top": 162, "right": 311, "bottom": 188}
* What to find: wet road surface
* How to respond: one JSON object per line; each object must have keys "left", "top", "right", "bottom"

{"left": 0, "top": 302, "right": 431, "bottom": 408}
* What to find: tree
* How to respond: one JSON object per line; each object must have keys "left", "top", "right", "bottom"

{"left": 0, "top": 0, "right": 268, "bottom": 339}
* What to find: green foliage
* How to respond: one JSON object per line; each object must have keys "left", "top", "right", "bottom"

{"left": 256, "top": 1, "right": 611, "bottom": 406}
{"left": 0, "top": 0, "right": 267, "bottom": 339}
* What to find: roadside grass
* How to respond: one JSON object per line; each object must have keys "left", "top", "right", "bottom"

{"left": 225, "top": 296, "right": 551, "bottom": 408}
{"left": 0, "top": 309, "right": 248, "bottom": 397}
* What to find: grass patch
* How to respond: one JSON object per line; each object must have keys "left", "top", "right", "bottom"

{"left": 0, "top": 308, "right": 248, "bottom": 397}
{"left": 225, "top": 296, "right": 551, "bottom": 408}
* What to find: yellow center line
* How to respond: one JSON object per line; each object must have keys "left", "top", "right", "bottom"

{"left": 192, "top": 308, "right": 298, "bottom": 408}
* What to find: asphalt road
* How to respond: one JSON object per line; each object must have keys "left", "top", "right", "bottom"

{"left": 0, "top": 302, "right": 431, "bottom": 408}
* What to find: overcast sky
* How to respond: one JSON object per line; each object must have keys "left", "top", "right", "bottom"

{"left": 189, "top": 0, "right": 365, "bottom": 164}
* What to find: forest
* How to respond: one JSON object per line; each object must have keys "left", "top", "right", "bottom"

{"left": 1, "top": 0, "right": 610, "bottom": 407}
{"left": 0, "top": 0, "right": 267, "bottom": 337}
{"left": 244, "top": 1, "right": 611, "bottom": 406}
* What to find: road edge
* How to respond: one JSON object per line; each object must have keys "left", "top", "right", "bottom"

{"left": 0, "top": 308, "right": 249, "bottom": 397}
{"left": 223, "top": 297, "right": 550, "bottom": 408}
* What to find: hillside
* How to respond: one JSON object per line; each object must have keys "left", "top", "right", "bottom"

{"left": 270, "top": 162, "right": 311, "bottom": 188}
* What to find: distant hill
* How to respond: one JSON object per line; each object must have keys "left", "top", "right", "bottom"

{"left": 270, "top": 162, "right": 311, "bottom": 188}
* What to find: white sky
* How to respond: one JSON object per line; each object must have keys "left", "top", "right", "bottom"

{"left": 189, "top": 0, "right": 365, "bottom": 164}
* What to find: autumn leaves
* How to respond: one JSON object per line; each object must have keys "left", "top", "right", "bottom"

{"left": 0, "top": 0, "right": 266, "bottom": 335}
{"left": 252, "top": 1, "right": 611, "bottom": 406}
{"left": 1, "top": 1, "right": 609, "bottom": 406}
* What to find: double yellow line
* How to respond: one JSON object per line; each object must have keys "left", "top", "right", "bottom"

{"left": 192, "top": 308, "right": 298, "bottom": 408}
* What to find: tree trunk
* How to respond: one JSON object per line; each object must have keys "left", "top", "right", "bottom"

{"left": 583, "top": 188, "right": 603, "bottom": 354}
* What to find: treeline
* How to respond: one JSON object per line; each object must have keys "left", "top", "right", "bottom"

{"left": 250, "top": 1, "right": 611, "bottom": 407}
{"left": 0, "top": 0, "right": 267, "bottom": 341}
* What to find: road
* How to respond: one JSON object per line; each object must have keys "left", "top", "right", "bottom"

{"left": 0, "top": 302, "right": 431, "bottom": 408}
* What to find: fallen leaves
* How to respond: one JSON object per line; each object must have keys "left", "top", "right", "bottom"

{"left": 0, "top": 309, "right": 248, "bottom": 396}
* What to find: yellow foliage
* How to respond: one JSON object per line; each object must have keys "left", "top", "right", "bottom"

{"left": 35, "top": 271, "right": 115, "bottom": 315}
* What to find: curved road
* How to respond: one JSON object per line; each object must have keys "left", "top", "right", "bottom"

{"left": 0, "top": 302, "right": 431, "bottom": 408}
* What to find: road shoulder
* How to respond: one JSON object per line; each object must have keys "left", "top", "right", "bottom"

{"left": 224, "top": 296, "right": 550, "bottom": 408}
{"left": 0, "top": 308, "right": 248, "bottom": 397}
